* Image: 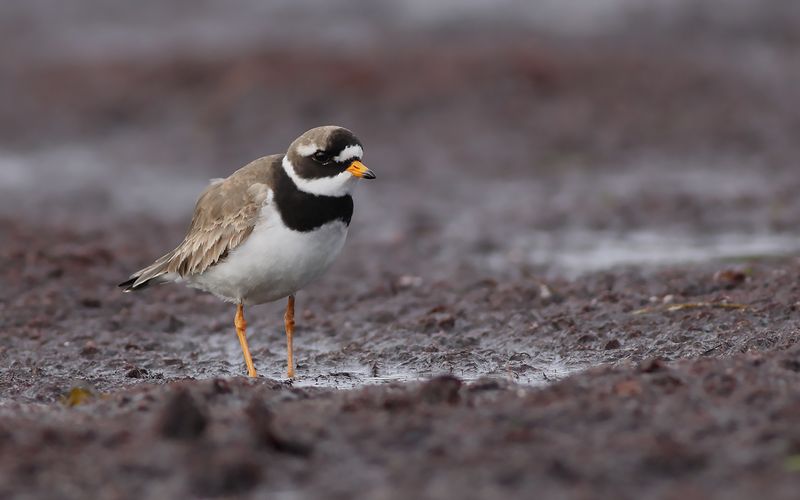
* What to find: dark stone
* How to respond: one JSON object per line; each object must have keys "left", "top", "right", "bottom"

{"left": 126, "top": 368, "right": 149, "bottom": 379}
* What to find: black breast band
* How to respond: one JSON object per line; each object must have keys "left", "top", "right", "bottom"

{"left": 273, "top": 166, "right": 354, "bottom": 232}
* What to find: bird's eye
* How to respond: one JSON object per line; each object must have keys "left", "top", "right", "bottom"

{"left": 312, "top": 151, "right": 330, "bottom": 163}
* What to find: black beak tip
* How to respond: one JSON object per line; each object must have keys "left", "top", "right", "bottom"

{"left": 363, "top": 170, "right": 376, "bottom": 180}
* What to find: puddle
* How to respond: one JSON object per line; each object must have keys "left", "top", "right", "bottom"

{"left": 288, "top": 356, "right": 583, "bottom": 390}
{"left": 489, "top": 230, "right": 800, "bottom": 277}
{"left": 192, "top": 327, "right": 585, "bottom": 390}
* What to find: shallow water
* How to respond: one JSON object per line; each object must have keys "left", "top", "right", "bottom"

{"left": 490, "top": 230, "right": 800, "bottom": 277}
{"left": 290, "top": 354, "right": 581, "bottom": 390}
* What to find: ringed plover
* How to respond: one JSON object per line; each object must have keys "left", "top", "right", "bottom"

{"left": 119, "top": 126, "right": 375, "bottom": 378}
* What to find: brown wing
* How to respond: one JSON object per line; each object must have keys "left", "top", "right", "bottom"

{"left": 121, "top": 156, "right": 278, "bottom": 291}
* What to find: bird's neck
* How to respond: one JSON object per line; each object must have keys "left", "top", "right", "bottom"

{"left": 281, "top": 156, "right": 356, "bottom": 198}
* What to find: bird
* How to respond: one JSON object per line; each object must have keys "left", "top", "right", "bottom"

{"left": 119, "top": 125, "right": 375, "bottom": 378}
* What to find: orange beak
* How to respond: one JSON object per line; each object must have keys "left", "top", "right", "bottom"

{"left": 346, "top": 160, "right": 376, "bottom": 179}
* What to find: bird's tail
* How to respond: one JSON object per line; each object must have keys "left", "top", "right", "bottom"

{"left": 118, "top": 252, "right": 175, "bottom": 292}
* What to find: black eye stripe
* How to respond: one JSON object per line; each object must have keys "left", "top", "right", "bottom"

{"left": 312, "top": 151, "right": 331, "bottom": 163}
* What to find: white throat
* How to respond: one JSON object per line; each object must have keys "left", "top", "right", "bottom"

{"left": 282, "top": 156, "right": 357, "bottom": 197}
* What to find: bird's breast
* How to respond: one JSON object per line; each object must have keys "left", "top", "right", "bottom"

{"left": 189, "top": 219, "right": 349, "bottom": 304}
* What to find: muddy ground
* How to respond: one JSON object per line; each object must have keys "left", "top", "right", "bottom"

{"left": 4, "top": 226, "right": 800, "bottom": 500}
{"left": 3, "top": 2, "right": 800, "bottom": 499}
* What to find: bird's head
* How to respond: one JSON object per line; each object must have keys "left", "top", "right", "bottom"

{"left": 283, "top": 126, "right": 375, "bottom": 197}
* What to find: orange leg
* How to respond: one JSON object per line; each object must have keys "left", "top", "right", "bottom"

{"left": 285, "top": 295, "right": 295, "bottom": 378}
{"left": 235, "top": 303, "right": 258, "bottom": 377}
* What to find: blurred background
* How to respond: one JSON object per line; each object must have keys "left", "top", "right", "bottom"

{"left": 2, "top": 0, "right": 800, "bottom": 278}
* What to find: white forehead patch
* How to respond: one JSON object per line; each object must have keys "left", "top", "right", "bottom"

{"left": 296, "top": 142, "right": 320, "bottom": 157}
{"left": 334, "top": 144, "right": 363, "bottom": 163}
{"left": 282, "top": 156, "right": 357, "bottom": 198}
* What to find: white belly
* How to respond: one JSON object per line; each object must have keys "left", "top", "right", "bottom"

{"left": 188, "top": 218, "right": 349, "bottom": 305}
